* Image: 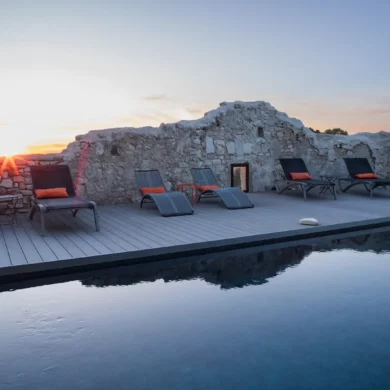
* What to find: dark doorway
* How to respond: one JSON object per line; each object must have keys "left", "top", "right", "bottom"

{"left": 231, "top": 163, "right": 249, "bottom": 192}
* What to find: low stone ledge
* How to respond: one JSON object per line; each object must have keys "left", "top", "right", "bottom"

{"left": 0, "top": 154, "right": 65, "bottom": 214}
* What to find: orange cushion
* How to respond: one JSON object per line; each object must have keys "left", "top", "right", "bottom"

{"left": 290, "top": 172, "right": 312, "bottom": 180}
{"left": 355, "top": 173, "right": 378, "bottom": 179}
{"left": 198, "top": 185, "right": 220, "bottom": 191}
{"left": 35, "top": 188, "right": 69, "bottom": 199}
{"left": 140, "top": 187, "right": 166, "bottom": 195}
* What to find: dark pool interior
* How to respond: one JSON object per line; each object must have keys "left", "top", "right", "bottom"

{"left": 1, "top": 229, "right": 390, "bottom": 389}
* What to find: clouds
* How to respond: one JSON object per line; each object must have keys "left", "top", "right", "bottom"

{"left": 143, "top": 94, "right": 169, "bottom": 102}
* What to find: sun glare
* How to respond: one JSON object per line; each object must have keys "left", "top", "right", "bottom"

{"left": 0, "top": 132, "right": 27, "bottom": 157}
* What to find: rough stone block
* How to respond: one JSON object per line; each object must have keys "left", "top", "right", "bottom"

{"left": 1, "top": 179, "right": 13, "bottom": 189}
{"left": 243, "top": 143, "right": 253, "bottom": 154}
{"left": 226, "top": 142, "right": 235, "bottom": 155}
{"left": 206, "top": 136, "right": 215, "bottom": 154}
{"left": 235, "top": 140, "right": 244, "bottom": 156}
{"left": 95, "top": 143, "right": 105, "bottom": 156}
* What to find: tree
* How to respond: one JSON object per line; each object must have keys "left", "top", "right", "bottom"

{"left": 324, "top": 128, "right": 348, "bottom": 135}
{"left": 308, "top": 127, "right": 321, "bottom": 133}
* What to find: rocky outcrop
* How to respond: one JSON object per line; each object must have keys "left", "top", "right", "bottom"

{"left": 62, "top": 101, "right": 390, "bottom": 204}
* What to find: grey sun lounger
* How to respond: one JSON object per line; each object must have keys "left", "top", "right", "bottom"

{"left": 278, "top": 158, "right": 337, "bottom": 200}
{"left": 340, "top": 158, "right": 390, "bottom": 198}
{"left": 190, "top": 167, "right": 254, "bottom": 209}
{"left": 134, "top": 169, "right": 194, "bottom": 217}
{"left": 29, "top": 165, "right": 100, "bottom": 235}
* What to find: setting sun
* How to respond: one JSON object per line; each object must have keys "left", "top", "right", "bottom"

{"left": 0, "top": 130, "right": 28, "bottom": 157}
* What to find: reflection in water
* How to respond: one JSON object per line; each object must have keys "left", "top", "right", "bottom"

{"left": 1, "top": 229, "right": 390, "bottom": 390}
{"left": 81, "top": 230, "right": 390, "bottom": 290}
{"left": 82, "top": 246, "right": 312, "bottom": 289}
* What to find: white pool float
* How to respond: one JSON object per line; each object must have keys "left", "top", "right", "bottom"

{"left": 299, "top": 218, "right": 319, "bottom": 226}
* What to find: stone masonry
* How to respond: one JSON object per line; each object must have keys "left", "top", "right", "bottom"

{"left": 0, "top": 155, "right": 63, "bottom": 214}
{"left": 2, "top": 101, "right": 390, "bottom": 211}
{"left": 62, "top": 101, "right": 390, "bottom": 204}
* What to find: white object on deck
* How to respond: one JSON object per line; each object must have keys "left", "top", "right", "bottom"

{"left": 299, "top": 218, "right": 319, "bottom": 226}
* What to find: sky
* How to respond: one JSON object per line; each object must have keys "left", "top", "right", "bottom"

{"left": 1, "top": 0, "right": 390, "bottom": 156}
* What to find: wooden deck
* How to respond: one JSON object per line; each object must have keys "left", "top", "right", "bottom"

{"left": 1, "top": 189, "right": 390, "bottom": 281}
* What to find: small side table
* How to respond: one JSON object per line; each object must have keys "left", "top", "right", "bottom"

{"left": 177, "top": 183, "right": 197, "bottom": 206}
{"left": 320, "top": 175, "right": 340, "bottom": 195}
{"left": 0, "top": 194, "right": 22, "bottom": 225}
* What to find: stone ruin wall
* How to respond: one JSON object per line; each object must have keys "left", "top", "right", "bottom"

{"left": 0, "top": 155, "right": 63, "bottom": 214}
{"left": 63, "top": 101, "right": 390, "bottom": 204}
{"left": 2, "top": 101, "right": 390, "bottom": 212}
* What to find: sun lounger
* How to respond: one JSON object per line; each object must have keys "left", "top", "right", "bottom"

{"left": 278, "top": 158, "right": 337, "bottom": 200}
{"left": 134, "top": 169, "right": 194, "bottom": 216}
{"left": 29, "top": 165, "right": 100, "bottom": 235}
{"left": 340, "top": 158, "right": 390, "bottom": 198}
{"left": 190, "top": 167, "right": 254, "bottom": 209}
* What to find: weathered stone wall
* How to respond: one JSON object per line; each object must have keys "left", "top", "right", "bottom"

{"left": 0, "top": 155, "right": 64, "bottom": 214}
{"left": 61, "top": 101, "right": 390, "bottom": 204}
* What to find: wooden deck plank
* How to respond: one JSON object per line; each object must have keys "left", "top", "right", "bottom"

{"left": 44, "top": 213, "right": 100, "bottom": 258}
{"left": 1, "top": 226, "right": 27, "bottom": 266}
{"left": 111, "top": 204, "right": 242, "bottom": 242}
{"left": 128, "top": 206, "right": 237, "bottom": 239}
{"left": 0, "top": 229, "right": 12, "bottom": 267}
{"left": 80, "top": 210, "right": 165, "bottom": 249}
{"left": 34, "top": 215, "right": 86, "bottom": 259}
{"left": 100, "top": 208, "right": 188, "bottom": 247}
{"left": 54, "top": 213, "right": 113, "bottom": 256}
{"left": 18, "top": 217, "right": 58, "bottom": 262}
{"left": 1, "top": 192, "right": 390, "bottom": 277}
{"left": 29, "top": 218, "right": 73, "bottom": 261}
{"left": 76, "top": 212, "right": 144, "bottom": 252}
{"left": 108, "top": 206, "right": 206, "bottom": 244}
{"left": 12, "top": 225, "right": 42, "bottom": 264}
{"left": 56, "top": 212, "right": 124, "bottom": 254}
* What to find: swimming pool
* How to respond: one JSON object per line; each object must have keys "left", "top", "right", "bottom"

{"left": 1, "top": 230, "right": 390, "bottom": 389}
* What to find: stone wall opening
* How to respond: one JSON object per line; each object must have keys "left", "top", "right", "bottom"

{"left": 231, "top": 163, "right": 249, "bottom": 192}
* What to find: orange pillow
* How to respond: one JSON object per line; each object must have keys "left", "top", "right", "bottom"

{"left": 140, "top": 187, "right": 166, "bottom": 195}
{"left": 355, "top": 173, "right": 377, "bottom": 179}
{"left": 198, "top": 185, "right": 220, "bottom": 191}
{"left": 35, "top": 188, "right": 69, "bottom": 199}
{"left": 290, "top": 172, "right": 312, "bottom": 180}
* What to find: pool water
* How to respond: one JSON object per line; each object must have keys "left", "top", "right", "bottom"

{"left": 1, "top": 231, "right": 390, "bottom": 389}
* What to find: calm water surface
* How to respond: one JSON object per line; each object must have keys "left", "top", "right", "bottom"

{"left": 1, "top": 231, "right": 390, "bottom": 390}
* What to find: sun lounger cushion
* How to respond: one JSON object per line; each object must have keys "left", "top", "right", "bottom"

{"left": 198, "top": 185, "right": 220, "bottom": 191}
{"left": 290, "top": 172, "right": 312, "bottom": 180}
{"left": 35, "top": 188, "right": 69, "bottom": 199}
{"left": 140, "top": 187, "right": 166, "bottom": 195}
{"left": 355, "top": 173, "right": 378, "bottom": 179}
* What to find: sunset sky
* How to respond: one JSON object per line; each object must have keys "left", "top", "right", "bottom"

{"left": 1, "top": 0, "right": 390, "bottom": 156}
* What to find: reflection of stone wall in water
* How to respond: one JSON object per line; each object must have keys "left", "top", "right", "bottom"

{"left": 81, "top": 245, "right": 312, "bottom": 289}
{"left": 81, "top": 231, "right": 389, "bottom": 289}
{"left": 318, "top": 230, "right": 390, "bottom": 254}
{"left": 60, "top": 100, "right": 390, "bottom": 204}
